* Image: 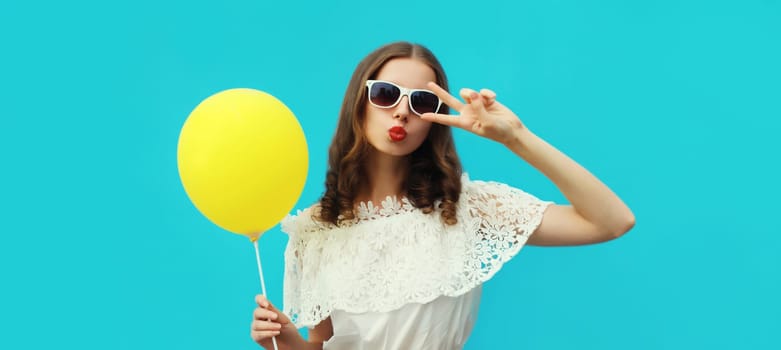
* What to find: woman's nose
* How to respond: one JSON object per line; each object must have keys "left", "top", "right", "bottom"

{"left": 393, "top": 95, "right": 410, "bottom": 121}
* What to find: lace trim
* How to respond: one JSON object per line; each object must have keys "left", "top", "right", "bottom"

{"left": 353, "top": 196, "right": 417, "bottom": 221}
{"left": 280, "top": 174, "right": 552, "bottom": 328}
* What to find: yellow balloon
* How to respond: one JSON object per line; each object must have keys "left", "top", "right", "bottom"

{"left": 177, "top": 88, "right": 308, "bottom": 241}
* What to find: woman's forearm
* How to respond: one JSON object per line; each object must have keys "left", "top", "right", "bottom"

{"left": 506, "top": 127, "right": 635, "bottom": 235}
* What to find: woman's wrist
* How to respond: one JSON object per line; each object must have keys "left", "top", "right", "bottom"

{"left": 504, "top": 126, "right": 535, "bottom": 157}
{"left": 262, "top": 330, "right": 316, "bottom": 350}
{"left": 286, "top": 335, "right": 322, "bottom": 350}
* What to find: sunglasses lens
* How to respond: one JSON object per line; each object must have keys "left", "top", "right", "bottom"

{"left": 369, "top": 82, "right": 400, "bottom": 107}
{"left": 410, "top": 91, "right": 440, "bottom": 114}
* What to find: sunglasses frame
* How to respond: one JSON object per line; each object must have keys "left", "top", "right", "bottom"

{"left": 365, "top": 79, "right": 443, "bottom": 116}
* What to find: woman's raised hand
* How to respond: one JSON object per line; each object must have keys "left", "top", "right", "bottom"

{"left": 421, "top": 82, "right": 526, "bottom": 146}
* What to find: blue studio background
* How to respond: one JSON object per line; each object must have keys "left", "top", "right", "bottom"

{"left": 1, "top": 0, "right": 779, "bottom": 349}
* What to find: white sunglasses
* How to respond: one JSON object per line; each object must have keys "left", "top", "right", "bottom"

{"left": 365, "top": 80, "right": 443, "bottom": 116}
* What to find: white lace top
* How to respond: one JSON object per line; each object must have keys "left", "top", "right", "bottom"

{"left": 280, "top": 174, "right": 552, "bottom": 349}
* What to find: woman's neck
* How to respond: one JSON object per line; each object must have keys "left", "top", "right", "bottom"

{"left": 359, "top": 150, "right": 409, "bottom": 204}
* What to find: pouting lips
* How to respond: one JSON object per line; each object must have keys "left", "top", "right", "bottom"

{"left": 388, "top": 126, "right": 407, "bottom": 141}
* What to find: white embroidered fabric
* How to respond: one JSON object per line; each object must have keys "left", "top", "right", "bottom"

{"left": 322, "top": 286, "right": 482, "bottom": 350}
{"left": 280, "top": 174, "right": 552, "bottom": 330}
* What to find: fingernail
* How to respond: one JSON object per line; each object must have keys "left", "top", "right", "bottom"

{"left": 272, "top": 312, "right": 278, "bottom": 320}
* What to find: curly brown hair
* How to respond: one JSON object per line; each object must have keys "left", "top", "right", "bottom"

{"left": 316, "top": 41, "right": 463, "bottom": 226}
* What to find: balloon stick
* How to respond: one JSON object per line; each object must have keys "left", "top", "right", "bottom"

{"left": 254, "top": 238, "right": 279, "bottom": 350}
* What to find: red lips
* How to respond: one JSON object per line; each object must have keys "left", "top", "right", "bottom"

{"left": 388, "top": 126, "right": 407, "bottom": 141}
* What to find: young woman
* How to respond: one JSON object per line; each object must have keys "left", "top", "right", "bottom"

{"left": 250, "top": 41, "right": 635, "bottom": 350}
